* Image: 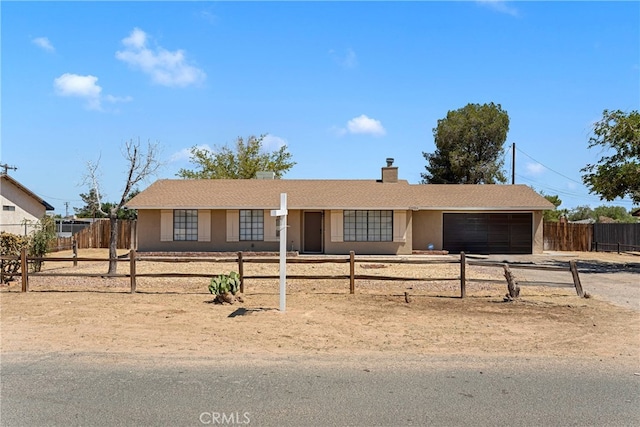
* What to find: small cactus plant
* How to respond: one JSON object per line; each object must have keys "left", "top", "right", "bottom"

{"left": 208, "top": 271, "right": 242, "bottom": 304}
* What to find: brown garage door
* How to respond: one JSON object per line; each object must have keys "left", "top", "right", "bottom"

{"left": 443, "top": 213, "right": 533, "bottom": 254}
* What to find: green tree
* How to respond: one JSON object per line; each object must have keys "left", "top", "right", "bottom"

{"left": 542, "top": 194, "right": 566, "bottom": 222}
{"left": 177, "top": 134, "right": 296, "bottom": 179}
{"left": 421, "top": 102, "right": 510, "bottom": 184}
{"left": 581, "top": 109, "right": 640, "bottom": 204}
{"left": 592, "top": 205, "right": 636, "bottom": 223}
{"left": 567, "top": 205, "right": 594, "bottom": 222}
{"left": 75, "top": 188, "right": 139, "bottom": 220}
{"left": 74, "top": 188, "right": 107, "bottom": 218}
{"left": 567, "top": 204, "right": 636, "bottom": 223}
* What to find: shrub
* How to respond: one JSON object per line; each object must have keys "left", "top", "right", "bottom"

{"left": 28, "top": 216, "right": 57, "bottom": 272}
{"left": 0, "top": 232, "right": 28, "bottom": 283}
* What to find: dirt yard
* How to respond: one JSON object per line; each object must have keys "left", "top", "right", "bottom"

{"left": 1, "top": 250, "right": 638, "bottom": 366}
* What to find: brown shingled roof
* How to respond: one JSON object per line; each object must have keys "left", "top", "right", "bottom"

{"left": 126, "top": 179, "right": 554, "bottom": 211}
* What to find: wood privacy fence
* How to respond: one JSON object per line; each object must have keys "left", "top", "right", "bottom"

{"left": 544, "top": 222, "right": 593, "bottom": 251}
{"left": 544, "top": 222, "right": 640, "bottom": 252}
{"left": 5, "top": 250, "right": 585, "bottom": 298}
{"left": 49, "top": 219, "right": 135, "bottom": 251}
{"left": 593, "top": 223, "right": 640, "bottom": 252}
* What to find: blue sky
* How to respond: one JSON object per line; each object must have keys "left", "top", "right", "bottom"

{"left": 2, "top": 1, "right": 638, "bottom": 216}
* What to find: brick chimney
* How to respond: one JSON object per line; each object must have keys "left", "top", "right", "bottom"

{"left": 381, "top": 158, "right": 398, "bottom": 183}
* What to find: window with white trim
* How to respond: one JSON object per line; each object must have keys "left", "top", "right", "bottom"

{"left": 344, "top": 210, "right": 393, "bottom": 242}
{"left": 174, "top": 209, "right": 198, "bottom": 241}
{"left": 240, "top": 209, "right": 264, "bottom": 241}
{"left": 3, "top": 205, "right": 16, "bottom": 211}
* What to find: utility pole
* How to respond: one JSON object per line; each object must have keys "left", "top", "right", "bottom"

{"left": 0, "top": 163, "right": 18, "bottom": 175}
{"left": 511, "top": 142, "right": 516, "bottom": 185}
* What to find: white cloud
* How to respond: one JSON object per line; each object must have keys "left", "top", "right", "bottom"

{"left": 199, "top": 8, "right": 218, "bottom": 25}
{"left": 54, "top": 73, "right": 102, "bottom": 110}
{"left": 53, "top": 73, "right": 132, "bottom": 111}
{"left": 170, "top": 144, "right": 213, "bottom": 162}
{"left": 262, "top": 135, "right": 288, "bottom": 151}
{"left": 329, "top": 48, "right": 358, "bottom": 69}
{"left": 32, "top": 36, "right": 55, "bottom": 52}
{"left": 104, "top": 94, "right": 133, "bottom": 104}
{"left": 116, "top": 27, "right": 206, "bottom": 87}
{"left": 345, "top": 114, "right": 386, "bottom": 137}
{"left": 525, "top": 162, "right": 545, "bottom": 176}
{"left": 566, "top": 182, "right": 578, "bottom": 190}
{"left": 476, "top": 1, "right": 519, "bottom": 17}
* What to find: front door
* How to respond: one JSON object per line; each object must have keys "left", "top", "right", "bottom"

{"left": 303, "top": 211, "right": 323, "bottom": 253}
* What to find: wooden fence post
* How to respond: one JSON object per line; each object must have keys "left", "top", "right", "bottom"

{"left": 20, "top": 247, "right": 28, "bottom": 292}
{"left": 129, "top": 249, "right": 136, "bottom": 293}
{"left": 72, "top": 238, "right": 78, "bottom": 267}
{"left": 503, "top": 264, "right": 520, "bottom": 300}
{"left": 238, "top": 251, "right": 244, "bottom": 294}
{"left": 349, "top": 251, "right": 355, "bottom": 294}
{"left": 569, "top": 260, "right": 584, "bottom": 297}
{"left": 460, "top": 252, "right": 466, "bottom": 298}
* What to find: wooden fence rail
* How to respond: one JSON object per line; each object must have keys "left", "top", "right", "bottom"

{"left": 3, "top": 250, "right": 586, "bottom": 298}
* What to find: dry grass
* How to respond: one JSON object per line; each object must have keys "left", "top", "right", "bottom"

{"left": 1, "top": 249, "right": 638, "bottom": 365}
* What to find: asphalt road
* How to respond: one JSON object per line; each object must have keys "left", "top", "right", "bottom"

{"left": 1, "top": 354, "right": 638, "bottom": 427}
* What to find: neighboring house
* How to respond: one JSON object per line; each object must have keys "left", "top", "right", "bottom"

{"left": 569, "top": 218, "right": 596, "bottom": 224}
{"left": 126, "top": 160, "right": 554, "bottom": 255}
{"left": 54, "top": 218, "right": 92, "bottom": 238}
{"left": 1, "top": 173, "right": 55, "bottom": 235}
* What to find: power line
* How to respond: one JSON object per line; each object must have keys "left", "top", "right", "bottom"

{"left": 515, "top": 174, "right": 635, "bottom": 207}
{"left": 515, "top": 147, "right": 584, "bottom": 185}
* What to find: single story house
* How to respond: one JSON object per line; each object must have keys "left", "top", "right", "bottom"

{"left": 1, "top": 173, "right": 55, "bottom": 235}
{"left": 126, "top": 160, "right": 554, "bottom": 255}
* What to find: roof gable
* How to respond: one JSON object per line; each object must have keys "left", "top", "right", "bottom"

{"left": 1, "top": 174, "right": 55, "bottom": 211}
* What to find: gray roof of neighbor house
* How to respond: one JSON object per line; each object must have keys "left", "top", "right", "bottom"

{"left": 1, "top": 174, "right": 55, "bottom": 211}
{"left": 126, "top": 179, "right": 555, "bottom": 211}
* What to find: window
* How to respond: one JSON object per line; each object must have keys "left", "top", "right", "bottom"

{"left": 3, "top": 205, "right": 15, "bottom": 211}
{"left": 240, "top": 209, "right": 264, "bottom": 241}
{"left": 344, "top": 210, "right": 392, "bottom": 242}
{"left": 174, "top": 209, "right": 198, "bottom": 241}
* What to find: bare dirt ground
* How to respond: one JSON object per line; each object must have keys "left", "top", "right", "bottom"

{"left": 1, "top": 250, "right": 638, "bottom": 367}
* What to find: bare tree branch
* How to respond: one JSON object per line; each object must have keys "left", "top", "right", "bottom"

{"left": 82, "top": 138, "right": 163, "bottom": 274}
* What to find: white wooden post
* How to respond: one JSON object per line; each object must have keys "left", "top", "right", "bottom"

{"left": 271, "top": 193, "right": 288, "bottom": 312}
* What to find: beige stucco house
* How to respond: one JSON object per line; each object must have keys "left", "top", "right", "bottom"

{"left": 1, "top": 174, "right": 55, "bottom": 235}
{"left": 126, "top": 161, "right": 554, "bottom": 255}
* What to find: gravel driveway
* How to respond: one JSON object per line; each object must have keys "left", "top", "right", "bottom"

{"left": 474, "top": 251, "right": 640, "bottom": 312}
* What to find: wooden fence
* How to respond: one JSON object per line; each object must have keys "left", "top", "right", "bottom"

{"left": 544, "top": 222, "right": 593, "bottom": 251}
{"left": 50, "top": 219, "right": 135, "bottom": 251}
{"left": 5, "top": 250, "right": 585, "bottom": 298}
{"left": 544, "top": 222, "right": 640, "bottom": 252}
{"left": 593, "top": 223, "right": 640, "bottom": 252}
